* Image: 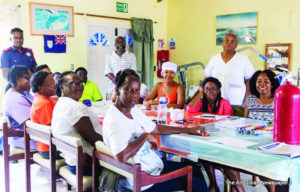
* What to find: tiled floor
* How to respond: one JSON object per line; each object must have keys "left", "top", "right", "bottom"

{"left": 0, "top": 155, "right": 267, "bottom": 192}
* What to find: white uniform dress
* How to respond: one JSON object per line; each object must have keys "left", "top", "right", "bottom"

{"left": 105, "top": 51, "right": 136, "bottom": 94}
{"left": 204, "top": 52, "right": 255, "bottom": 106}
{"left": 103, "top": 105, "right": 163, "bottom": 190}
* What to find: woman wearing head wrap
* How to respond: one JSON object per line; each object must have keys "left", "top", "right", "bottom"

{"left": 144, "top": 62, "right": 185, "bottom": 109}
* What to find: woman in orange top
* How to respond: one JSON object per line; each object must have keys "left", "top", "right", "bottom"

{"left": 144, "top": 62, "right": 185, "bottom": 109}
{"left": 30, "top": 71, "right": 58, "bottom": 159}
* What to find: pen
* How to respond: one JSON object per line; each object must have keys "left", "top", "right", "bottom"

{"left": 262, "top": 142, "right": 280, "bottom": 150}
{"left": 201, "top": 115, "right": 216, "bottom": 119}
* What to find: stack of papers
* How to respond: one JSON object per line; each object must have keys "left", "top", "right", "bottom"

{"left": 215, "top": 118, "right": 267, "bottom": 129}
{"left": 258, "top": 142, "right": 300, "bottom": 158}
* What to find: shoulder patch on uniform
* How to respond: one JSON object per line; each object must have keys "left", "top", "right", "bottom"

{"left": 3, "top": 47, "right": 12, "bottom": 51}
{"left": 23, "top": 47, "right": 32, "bottom": 51}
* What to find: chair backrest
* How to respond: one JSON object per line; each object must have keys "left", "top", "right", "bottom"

{"left": 53, "top": 135, "right": 83, "bottom": 158}
{"left": 0, "top": 116, "right": 11, "bottom": 130}
{"left": 51, "top": 135, "right": 86, "bottom": 192}
{"left": 25, "top": 120, "right": 51, "bottom": 144}
{"left": 95, "top": 141, "right": 134, "bottom": 179}
{"left": 93, "top": 140, "right": 193, "bottom": 192}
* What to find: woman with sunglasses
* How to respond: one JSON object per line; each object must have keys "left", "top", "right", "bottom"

{"left": 187, "top": 77, "right": 244, "bottom": 192}
{"left": 51, "top": 71, "right": 102, "bottom": 175}
{"left": 30, "top": 71, "right": 58, "bottom": 159}
{"left": 1, "top": 65, "right": 36, "bottom": 151}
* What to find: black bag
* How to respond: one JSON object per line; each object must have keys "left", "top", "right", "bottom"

{"left": 98, "top": 168, "right": 132, "bottom": 192}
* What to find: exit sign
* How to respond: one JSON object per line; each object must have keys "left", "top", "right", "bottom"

{"left": 116, "top": 2, "right": 128, "bottom": 13}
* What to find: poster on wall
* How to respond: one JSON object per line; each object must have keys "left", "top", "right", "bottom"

{"left": 158, "top": 39, "right": 165, "bottom": 49}
{"left": 265, "top": 43, "right": 291, "bottom": 71}
{"left": 216, "top": 12, "right": 257, "bottom": 45}
{"left": 29, "top": 2, "right": 74, "bottom": 36}
{"left": 169, "top": 38, "right": 176, "bottom": 50}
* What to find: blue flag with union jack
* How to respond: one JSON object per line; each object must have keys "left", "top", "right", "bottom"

{"left": 44, "top": 35, "right": 66, "bottom": 53}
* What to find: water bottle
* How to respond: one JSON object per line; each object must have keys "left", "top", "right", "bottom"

{"left": 157, "top": 97, "right": 168, "bottom": 124}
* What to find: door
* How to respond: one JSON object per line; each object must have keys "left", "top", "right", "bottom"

{"left": 86, "top": 23, "right": 132, "bottom": 99}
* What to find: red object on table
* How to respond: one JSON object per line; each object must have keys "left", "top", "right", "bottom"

{"left": 274, "top": 82, "right": 300, "bottom": 144}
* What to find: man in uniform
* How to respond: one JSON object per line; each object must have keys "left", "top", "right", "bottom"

{"left": 1, "top": 27, "right": 37, "bottom": 79}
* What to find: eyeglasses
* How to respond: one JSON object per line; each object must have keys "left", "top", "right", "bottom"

{"left": 122, "top": 88, "right": 140, "bottom": 95}
{"left": 204, "top": 88, "right": 218, "bottom": 92}
{"left": 63, "top": 81, "right": 83, "bottom": 88}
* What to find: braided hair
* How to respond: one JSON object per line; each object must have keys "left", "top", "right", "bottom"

{"left": 30, "top": 71, "right": 50, "bottom": 93}
{"left": 115, "top": 69, "right": 140, "bottom": 89}
{"left": 201, "top": 77, "right": 222, "bottom": 114}
{"left": 55, "top": 71, "right": 74, "bottom": 97}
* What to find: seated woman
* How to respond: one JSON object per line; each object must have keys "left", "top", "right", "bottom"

{"left": 244, "top": 69, "right": 280, "bottom": 122}
{"left": 1, "top": 65, "right": 36, "bottom": 150}
{"left": 144, "top": 62, "right": 185, "bottom": 109}
{"left": 51, "top": 71, "right": 102, "bottom": 175}
{"left": 187, "top": 77, "right": 244, "bottom": 192}
{"left": 244, "top": 70, "right": 280, "bottom": 192}
{"left": 103, "top": 69, "right": 208, "bottom": 192}
{"left": 187, "top": 77, "right": 232, "bottom": 115}
{"left": 30, "top": 71, "right": 59, "bottom": 159}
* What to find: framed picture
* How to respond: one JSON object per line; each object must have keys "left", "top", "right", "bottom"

{"left": 216, "top": 12, "right": 257, "bottom": 45}
{"left": 29, "top": 2, "right": 74, "bottom": 36}
{"left": 265, "top": 43, "right": 292, "bottom": 71}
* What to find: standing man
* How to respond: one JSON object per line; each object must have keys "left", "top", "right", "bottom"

{"left": 1, "top": 28, "right": 37, "bottom": 79}
{"left": 105, "top": 36, "right": 136, "bottom": 100}
{"left": 204, "top": 31, "right": 255, "bottom": 116}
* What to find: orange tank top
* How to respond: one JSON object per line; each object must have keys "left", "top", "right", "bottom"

{"left": 157, "top": 82, "right": 178, "bottom": 103}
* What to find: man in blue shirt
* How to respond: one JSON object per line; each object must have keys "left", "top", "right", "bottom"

{"left": 1, "top": 28, "right": 37, "bottom": 78}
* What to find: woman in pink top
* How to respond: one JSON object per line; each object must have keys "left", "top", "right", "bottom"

{"left": 187, "top": 77, "right": 232, "bottom": 115}
{"left": 187, "top": 77, "right": 244, "bottom": 192}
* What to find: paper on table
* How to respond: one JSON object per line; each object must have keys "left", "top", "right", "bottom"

{"left": 210, "top": 136, "right": 257, "bottom": 148}
{"left": 193, "top": 113, "right": 228, "bottom": 121}
{"left": 258, "top": 142, "right": 300, "bottom": 158}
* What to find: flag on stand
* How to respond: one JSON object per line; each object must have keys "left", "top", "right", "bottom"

{"left": 44, "top": 35, "right": 67, "bottom": 53}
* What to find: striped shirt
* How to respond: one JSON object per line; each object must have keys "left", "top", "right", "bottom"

{"left": 105, "top": 51, "right": 136, "bottom": 93}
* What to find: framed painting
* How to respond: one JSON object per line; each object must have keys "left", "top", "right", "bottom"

{"left": 29, "top": 2, "right": 74, "bottom": 36}
{"left": 216, "top": 12, "right": 257, "bottom": 45}
{"left": 265, "top": 43, "right": 292, "bottom": 71}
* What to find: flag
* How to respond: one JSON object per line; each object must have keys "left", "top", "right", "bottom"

{"left": 44, "top": 35, "right": 66, "bottom": 53}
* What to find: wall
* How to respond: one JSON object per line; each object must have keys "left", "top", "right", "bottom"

{"left": 167, "top": 0, "right": 300, "bottom": 86}
{"left": 0, "top": 0, "right": 168, "bottom": 106}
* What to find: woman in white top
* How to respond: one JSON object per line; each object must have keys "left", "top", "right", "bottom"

{"left": 103, "top": 69, "right": 208, "bottom": 192}
{"left": 51, "top": 71, "right": 102, "bottom": 175}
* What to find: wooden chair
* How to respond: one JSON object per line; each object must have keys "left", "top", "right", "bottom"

{"left": 24, "top": 120, "right": 65, "bottom": 192}
{"left": 92, "top": 141, "right": 193, "bottom": 192}
{"left": 51, "top": 135, "right": 93, "bottom": 192}
{"left": 1, "top": 116, "right": 36, "bottom": 192}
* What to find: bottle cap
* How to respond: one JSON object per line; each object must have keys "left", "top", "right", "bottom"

{"left": 83, "top": 99, "right": 91, "bottom": 107}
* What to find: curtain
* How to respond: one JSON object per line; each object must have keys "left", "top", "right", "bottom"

{"left": 132, "top": 18, "right": 154, "bottom": 89}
